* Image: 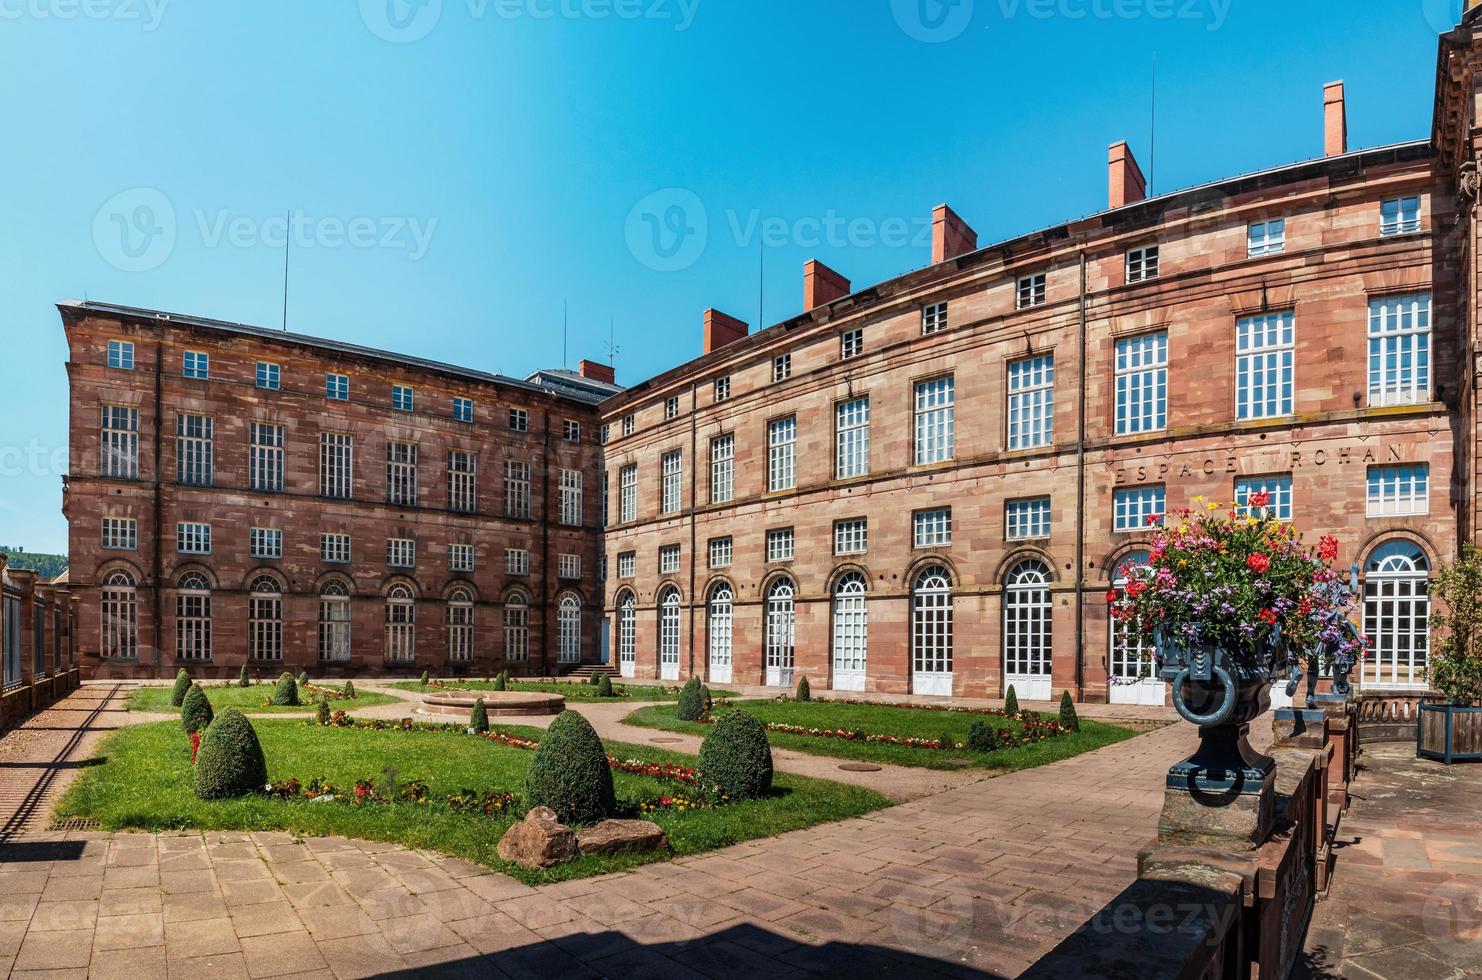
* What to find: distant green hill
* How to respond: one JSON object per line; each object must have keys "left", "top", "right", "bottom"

{"left": 0, "top": 547, "right": 69, "bottom": 580}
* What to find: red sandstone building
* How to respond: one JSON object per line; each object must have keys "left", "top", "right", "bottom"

{"left": 61, "top": 12, "right": 1482, "bottom": 698}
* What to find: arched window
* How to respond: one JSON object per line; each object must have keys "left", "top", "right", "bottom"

{"left": 504, "top": 592, "right": 530, "bottom": 664}
{"left": 447, "top": 588, "right": 475, "bottom": 663}
{"left": 708, "top": 583, "right": 733, "bottom": 684}
{"left": 658, "top": 587, "right": 681, "bottom": 680}
{"left": 617, "top": 591, "right": 636, "bottom": 677}
{"left": 832, "top": 572, "right": 868, "bottom": 692}
{"left": 1004, "top": 560, "right": 1052, "bottom": 699}
{"left": 101, "top": 570, "right": 137, "bottom": 661}
{"left": 318, "top": 580, "right": 351, "bottom": 663}
{"left": 385, "top": 584, "right": 416, "bottom": 663}
{"left": 248, "top": 575, "right": 283, "bottom": 662}
{"left": 176, "top": 572, "right": 212, "bottom": 661}
{"left": 557, "top": 593, "right": 582, "bottom": 665}
{"left": 911, "top": 565, "right": 953, "bottom": 696}
{"left": 765, "top": 578, "right": 796, "bottom": 687}
{"left": 1363, "top": 540, "right": 1431, "bottom": 689}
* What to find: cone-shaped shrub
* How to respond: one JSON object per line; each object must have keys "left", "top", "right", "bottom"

{"left": 171, "top": 668, "right": 191, "bottom": 707}
{"left": 297, "top": 671, "right": 309, "bottom": 687}
{"left": 967, "top": 720, "right": 997, "bottom": 752}
{"left": 701, "top": 684, "right": 713, "bottom": 714}
{"left": 1004, "top": 685, "right": 1019, "bottom": 717}
{"left": 470, "top": 697, "right": 489, "bottom": 733}
{"left": 589, "top": 673, "right": 602, "bottom": 686}
{"left": 343, "top": 680, "right": 356, "bottom": 699}
{"left": 272, "top": 672, "right": 301, "bottom": 707}
{"left": 180, "top": 683, "right": 213, "bottom": 734}
{"left": 420, "top": 670, "right": 431, "bottom": 687}
{"left": 316, "top": 700, "right": 331, "bottom": 726}
{"left": 795, "top": 676, "right": 811, "bottom": 702}
{"left": 699, "top": 711, "right": 773, "bottom": 801}
{"left": 493, "top": 673, "right": 507, "bottom": 692}
{"left": 193, "top": 709, "right": 269, "bottom": 800}
{"left": 676, "top": 676, "right": 705, "bottom": 721}
{"left": 524, "top": 710, "right": 614, "bottom": 825}
{"left": 597, "top": 675, "right": 614, "bottom": 698}
{"left": 1058, "top": 691, "right": 1081, "bottom": 732}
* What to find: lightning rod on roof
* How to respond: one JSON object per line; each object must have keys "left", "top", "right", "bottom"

{"left": 281, "top": 209, "right": 290, "bottom": 331}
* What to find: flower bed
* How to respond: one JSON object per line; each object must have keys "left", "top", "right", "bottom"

{"left": 696, "top": 710, "right": 1070, "bottom": 752}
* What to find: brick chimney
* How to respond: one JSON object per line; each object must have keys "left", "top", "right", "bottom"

{"left": 578, "top": 359, "right": 615, "bottom": 385}
{"left": 1324, "top": 81, "right": 1347, "bottom": 157}
{"left": 804, "top": 260, "right": 851, "bottom": 310}
{"left": 703, "top": 309, "right": 749, "bottom": 354}
{"left": 931, "top": 204, "right": 978, "bottom": 264}
{"left": 1109, "top": 141, "right": 1147, "bottom": 209}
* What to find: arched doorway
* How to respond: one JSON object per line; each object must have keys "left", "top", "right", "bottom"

{"left": 658, "top": 587, "right": 681, "bottom": 681}
{"left": 1004, "top": 559, "right": 1052, "bottom": 701}
{"left": 911, "top": 565, "right": 953, "bottom": 696}
{"left": 1107, "top": 553, "right": 1164, "bottom": 706}
{"left": 1362, "top": 540, "right": 1431, "bottom": 689}
{"left": 764, "top": 577, "right": 796, "bottom": 687}
{"left": 708, "top": 583, "right": 733, "bottom": 684}
{"left": 617, "top": 591, "right": 637, "bottom": 678}
{"left": 832, "top": 572, "right": 868, "bottom": 692}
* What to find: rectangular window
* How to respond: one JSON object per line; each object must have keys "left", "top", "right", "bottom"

{"left": 107, "top": 340, "right": 134, "bottom": 370}
{"left": 509, "top": 408, "right": 529, "bottom": 432}
{"left": 841, "top": 328, "right": 863, "bottom": 360}
{"left": 1007, "top": 355, "right": 1054, "bottom": 450}
{"left": 505, "top": 603, "right": 530, "bottom": 663}
{"left": 714, "top": 376, "right": 731, "bottom": 401}
{"left": 622, "top": 414, "right": 634, "bottom": 437}
{"left": 913, "top": 508, "right": 952, "bottom": 548}
{"left": 768, "top": 416, "right": 797, "bottom": 492}
{"left": 600, "top": 424, "right": 610, "bottom": 445}
{"left": 449, "top": 451, "right": 478, "bottom": 514}
{"left": 559, "top": 468, "right": 583, "bottom": 526}
{"left": 452, "top": 397, "right": 474, "bottom": 423}
{"left": 619, "top": 464, "right": 638, "bottom": 522}
{"left": 101, "top": 406, "right": 139, "bottom": 479}
{"left": 1248, "top": 219, "right": 1286, "bottom": 257}
{"left": 1114, "top": 332, "right": 1169, "bottom": 434}
{"left": 600, "top": 556, "right": 608, "bottom": 581}
{"left": 1114, "top": 485, "right": 1166, "bottom": 532}
{"left": 386, "top": 442, "right": 419, "bottom": 507}
{"left": 661, "top": 450, "right": 683, "bottom": 514}
{"left": 558, "top": 554, "right": 581, "bottom": 580}
{"left": 392, "top": 385, "right": 415, "bottom": 412}
{"left": 766, "top": 528, "right": 795, "bottom": 563}
{"left": 322, "top": 534, "right": 351, "bottom": 564}
{"left": 320, "top": 433, "right": 353, "bottom": 499}
{"left": 387, "top": 538, "right": 416, "bottom": 568}
{"left": 102, "top": 517, "right": 137, "bottom": 551}
{"left": 250, "top": 528, "right": 283, "bottom": 559}
{"left": 326, "top": 373, "right": 349, "bottom": 401}
{"left": 665, "top": 396, "right": 679, "bottom": 420}
{"left": 1235, "top": 312, "right": 1295, "bottom": 419}
{"left": 249, "top": 422, "right": 285, "bottom": 492}
{"left": 1017, "top": 274, "right": 1047, "bottom": 310}
{"left": 918, "top": 301, "right": 948, "bottom": 335}
{"left": 1380, "top": 196, "right": 1421, "bottom": 236}
{"left": 708, "top": 537, "right": 732, "bottom": 568}
{"left": 177, "top": 522, "right": 212, "bottom": 554}
{"left": 563, "top": 419, "right": 581, "bottom": 442}
{"left": 1006, "top": 497, "right": 1052, "bottom": 540}
{"left": 1126, "top": 245, "right": 1160, "bottom": 283}
{"left": 1367, "top": 465, "right": 1429, "bottom": 517}
{"left": 506, "top": 548, "right": 530, "bottom": 575}
{"left": 601, "top": 470, "right": 608, "bottom": 527}
{"left": 256, "top": 362, "right": 281, "bottom": 390}
{"left": 835, "top": 397, "right": 870, "bottom": 479}
{"left": 710, "top": 435, "right": 734, "bottom": 504}
{"left": 176, "top": 414, "right": 214, "bottom": 487}
{"left": 183, "top": 351, "right": 209, "bottom": 380}
{"left": 834, "top": 518, "right": 868, "bottom": 555}
{"left": 659, "top": 544, "right": 681, "bottom": 574}
{"left": 450, "top": 543, "right": 475, "bottom": 573}
{"left": 617, "top": 551, "right": 636, "bottom": 578}
{"left": 773, "top": 354, "right": 792, "bottom": 383}
{"left": 1235, "top": 475, "right": 1294, "bottom": 521}
{"left": 504, "top": 461, "right": 531, "bottom": 518}
{"left": 914, "top": 377, "right": 956, "bottom": 465}
{"left": 1368, "top": 294, "right": 1431, "bottom": 407}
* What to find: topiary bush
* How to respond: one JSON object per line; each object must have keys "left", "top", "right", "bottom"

{"left": 238, "top": 666, "right": 250, "bottom": 689}
{"left": 316, "top": 700, "right": 331, "bottom": 726}
{"left": 589, "top": 673, "right": 602, "bottom": 687}
{"left": 1058, "top": 691, "right": 1081, "bottom": 732}
{"left": 420, "top": 670, "right": 431, "bottom": 687}
{"left": 171, "top": 668, "right": 191, "bottom": 707}
{"left": 967, "top": 720, "right": 997, "bottom": 752}
{"left": 343, "top": 680, "right": 356, "bottom": 699}
{"left": 1004, "top": 685, "right": 1019, "bottom": 718}
{"left": 180, "top": 683, "right": 213, "bottom": 734}
{"left": 494, "top": 673, "right": 507, "bottom": 692}
{"left": 193, "top": 709, "right": 269, "bottom": 800}
{"left": 795, "top": 676, "right": 811, "bottom": 702}
{"left": 938, "top": 729, "right": 957, "bottom": 751}
{"left": 701, "top": 684, "right": 713, "bottom": 714}
{"left": 470, "top": 697, "right": 489, "bottom": 733}
{"left": 297, "top": 671, "right": 309, "bottom": 687}
{"left": 597, "top": 676, "right": 614, "bottom": 698}
{"left": 676, "top": 676, "right": 705, "bottom": 721}
{"left": 699, "top": 711, "right": 773, "bottom": 801}
{"left": 272, "top": 672, "right": 301, "bottom": 707}
{"left": 524, "top": 710, "right": 614, "bottom": 825}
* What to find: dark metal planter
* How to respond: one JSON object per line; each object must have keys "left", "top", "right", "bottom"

{"left": 1417, "top": 703, "right": 1482, "bottom": 764}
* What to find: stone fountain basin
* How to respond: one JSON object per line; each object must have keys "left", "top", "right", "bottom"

{"left": 419, "top": 690, "right": 565, "bottom": 719}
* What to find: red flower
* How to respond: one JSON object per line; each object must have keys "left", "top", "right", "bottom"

{"left": 1126, "top": 581, "right": 1147, "bottom": 598}
{"left": 1146, "top": 513, "right": 1162, "bottom": 526}
{"left": 1249, "top": 490, "right": 1271, "bottom": 509}
{"left": 1259, "top": 609, "right": 1278, "bottom": 625}
{"left": 1246, "top": 553, "right": 1271, "bottom": 574}
{"left": 1319, "top": 535, "right": 1339, "bottom": 562}
{"left": 189, "top": 731, "right": 201, "bottom": 764}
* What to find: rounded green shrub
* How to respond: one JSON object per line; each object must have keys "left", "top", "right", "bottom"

{"left": 180, "top": 683, "right": 213, "bottom": 734}
{"left": 1058, "top": 691, "right": 1081, "bottom": 733}
{"left": 699, "top": 711, "right": 773, "bottom": 801}
{"left": 524, "top": 710, "right": 614, "bottom": 825}
{"left": 343, "top": 680, "right": 356, "bottom": 699}
{"left": 795, "top": 676, "right": 811, "bottom": 702}
{"left": 597, "top": 675, "right": 614, "bottom": 698}
{"left": 272, "top": 672, "right": 301, "bottom": 707}
{"left": 676, "top": 677, "right": 705, "bottom": 721}
{"left": 237, "top": 665, "right": 250, "bottom": 689}
{"left": 967, "top": 720, "right": 997, "bottom": 752}
{"left": 1003, "top": 685, "right": 1019, "bottom": 717}
{"left": 171, "top": 668, "right": 191, "bottom": 707}
{"left": 316, "top": 700, "right": 331, "bottom": 726}
{"left": 470, "top": 697, "right": 489, "bottom": 733}
{"left": 193, "top": 709, "right": 269, "bottom": 800}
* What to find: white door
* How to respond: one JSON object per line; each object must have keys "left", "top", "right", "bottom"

{"left": 1108, "top": 553, "right": 1166, "bottom": 706}
{"left": 765, "top": 579, "right": 795, "bottom": 688}
{"left": 1004, "top": 560, "right": 1053, "bottom": 702}
{"left": 618, "top": 596, "right": 636, "bottom": 678}
{"left": 912, "top": 566, "right": 954, "bottom": 697}
{"left": 708, "top": 585, "right": 733, "bottom": 685}
{"left": 1362, "top": 541, "right": 1431, "bottom": 690}
{"left": 832, "top": 573, "right": 867, "bottom": 693}
{"left": 659, "top": 588, "right": 681, "bottom": 682}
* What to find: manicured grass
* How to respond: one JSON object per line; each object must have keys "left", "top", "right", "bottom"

{"left": 57, "top": 719, "right": 887, "bottom": 884}
{"left": 128, "top": 684, "right": 401, "bottom": 715}
{"left": 624, "top": 699, "right": 1141, "bottom": 771}
{"left": 388, "top": 679, "right": 737, "bottom": 702}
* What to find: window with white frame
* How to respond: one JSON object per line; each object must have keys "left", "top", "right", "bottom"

{"left": 319, "top": 435, "right": 356, "bottom": 502}
{"left": 1114, "top": 332, "right": 1168, "bottom": 434}
{"left": 448, "top": 589, "right": 475, "bottom": 663}
{"left": 1248, "top": 219, "right": 1285, "bottom": 257}
{"left": 558, "top": 554, "right": 581, "bottom": 580}
{"left": 1368, "top": 294, "right": 1431, "bottom": 407}
{"left": 922, "top": 301, "right": 948, "bottom": 335}
{"left": 1114, "top": 485, "right": 1166, "bottom": 532}
{"left": 714, "top": 376, "right": 731, "bottom": 401}
{"left": 912, "top": 567, "right": 953, "bottom": 681}
{"left": 622, "top": 414, "right": 634, "bottom": 437}
{"left": 1362, "top": 540, "right": 1431, "bottom": 689}
{"left": 1236, "top": 312, "right": 1295, "bottom": 419}
{"left": 506, "top": 548, "right": 530, "bottom": 575}
{"left": 768, "top": 416, "right": 797, "bottom": 492}
{"left": 450, "top": 543, "right": 475, "bottom": 573}
{"left": 385, "top": 585, "right": 416, "bottom": 663}
{"left": 1380, "top": 196, "right": 1421, "bottom": 236}
{"left": 710, "top": 435, "right": 734, "bottom": 503}
{"left": 617, "top": 551, "right": 635, "bottom": 578}
{"left": 1126, "top": 245, "right": 1159, "bottom": 283}
{"left": 1006, "top": 497, "right": 1051, "bottom": 540}
{"left": 913, "top": 508, "right": 952, "bottom": 548}
{"left": 107, "top": 340, "right": 134, "bottom": 370}
{"left": 773, "top": 354, "right": 791, "bottom": 382}
{"left": 557, "top": 594, "right": 581, "bottom": 664}
{"left": 249, "top": 422, "right": 285, "bottom": 492}
{"left": 504, "top": 595, "right": 529, "bottom": 662}
{"left": 661, "top": 450, "right": 682, "bottom": 513}
{"left": 504, "top": 460, "right": 531, "bottom": 518}
{"left": 563, "top": 419, "right": 581, "bottom": 442}
{"left": 665, "top": 396, "right": 679, "bottom": 420}
{"left": 1017, "top": 273, "right": 1047, "bottom": 309}
{"left": 183, "top": 351, "right": 209, "bottom": 380}
{"left": 386, "top": 442, "right": 418, "bottom": 507}
{"left": 322, "top": 533, "right": 351, "bottom": 564}
{"left": 100, "top": 571, "right": 137, "bottom": 660}
{"left": 1367, "top": 465, "right": 1429, "bottom": 517}
{"left": 326, "top": 373, "right": 349, "bottom": 400}
{"left": 659, "top": 544, "right": 681, "bottom": 574}
{"left": 256, "top": 362, "right": 281, "bottom": 390}
{"left": 659, "top": 587, "right": 681, "bottom": 678}
{"left": 449, "top": 451, "right": 477, "bottom": 513}
{"left": 767, "top": 528, "right": 795, "bottom": 563}
{"left": 600, "top": 424, "right": 610, "bottom": 444}
{"left": 835, "top": 397, "right": 870, "bottom": 479}
{"left": 509, "top": 408, "right": 529, "bottom": 432}
{"left": 708, "top": 537, "right": 732, "bottom": 568}
{"left": 101, "top": 406, "right": 139, "bottom": 479}
{"left": 559, "top": 468, "right": 583, "bottom": 526}
{"left": 914, "top": 377, "right": 955, "bottom": 465}
{"left": 250, "top": 527, "right": 283, "bottom": 559}
{"left": 834, "top": 518, "right": 868, "bottom": 555}
{"left": 176, "top": 572, "right": 212, "bottom": 661}
{"left": 177, "top": 522, "right": 211, "bottom": 554}
{"left": 102, "top": 517, "right": 137, "bottom": 550}
{"left": 599, "top": 556, "right": 607, "bottom": 581}
{"left": 619, "top": 464, "right": 637, "bottom": 522}
{"left": 317, "top": 580, "right": 352, "bottom": 663}
{"left": 1007, "top": 355, "right": 1054, "bottom": 450}
{"left": 1004, "top": 561, "right": 1052, "bottom": 682}
{"left": 392, "top": 385, "right": 414, "bottom": 412}
{"left": 841, "top": 328, "right": 863, "bottom": 359}
{"left": 600, "top": 470, "right": 608, "bottom": 527}
{"left": 453, "top": 397, "right": 474, "bottom": 423}
{"left": 387, "top": 538, "right": 416, "bottom": 568}
{"left": 248, "top": 576, "right": 283, "bottom": 662}
{"left": 1235, "top": 475, "right": 1293, "bottom": 521}
{"left": 176, "top": 414, "right": 214, "bottom": 486}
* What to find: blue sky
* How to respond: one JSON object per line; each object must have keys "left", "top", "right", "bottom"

{"left": 0, "top": 0, "right": 1458, "bottom": 554}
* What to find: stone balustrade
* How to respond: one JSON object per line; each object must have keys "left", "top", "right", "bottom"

{"left": 0, "top": 554, "right": 82, "bottom": 729}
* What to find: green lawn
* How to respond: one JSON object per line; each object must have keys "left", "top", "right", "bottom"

{"left": 389, "top": 679, "right": 737, "bottom": 702}
{"left": 56, "top": 719, "right": 887, "bottom": 884}
{"left": 624, "top": 699, "right": 1141, "bottom": 771}
{"left": 128, "top": 684, "right": 401, "bottom": 715}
